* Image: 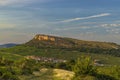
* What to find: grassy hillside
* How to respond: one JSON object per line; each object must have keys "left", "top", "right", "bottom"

{"left": 19, "top": 67, "right": 120, "bottom": 80}
{"left": 26, "top": 34, "right": 120, "bottom": 49}
{"left": 0, "top": 52, "right": 119, "bottom": 80}
{"left": 19, "top": 68, "right": 74, "bottom": 80}
{"left": 0, "top": 45, "right": 120, "bottom": 65}
{"left": 0, "top": 46, "right": 120, "bottom": 80}
{"left": 1, "top": 34, "right": 117, "bottom": 58}
{"left": 0, "top": 52, "right": 24, "bottom": 61}
{"left": 25, "top": 34, "right": 120, "bottom": 57}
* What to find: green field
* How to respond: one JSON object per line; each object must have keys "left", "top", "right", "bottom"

{"left": 0, "top": 45, "right": 120, "bottom": 65}
{"left": 0, "top": 52, "right": 24, "bottom": 61}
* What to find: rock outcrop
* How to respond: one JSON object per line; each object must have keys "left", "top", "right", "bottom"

{"left": 34, "top": 34, "right": 55, "bottom": 41}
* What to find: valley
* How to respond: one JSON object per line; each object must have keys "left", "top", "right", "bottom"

{"left": 0, "top": 34, "right": 120, "bottom": 80}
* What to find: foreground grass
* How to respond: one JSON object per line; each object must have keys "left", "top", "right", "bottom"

{"left": 0, "top": 46, "right": 120, "bottom": 80}
{"left": 53, "top": 69, "right": 74, "bottom": 80}
{"left": 19, "top": 67, "right": 120, "bottom": 80}
{"left": 19, "top": 68, "right": 74, "bottom": 80}
{"left": 0, "top": 52, "right": 24, "bottom": 61}
{"left": 97, "top": 66, "right": 120, "bottom": 80}
{"left": 0, "top": 51, "right": 119, "bottom": 80}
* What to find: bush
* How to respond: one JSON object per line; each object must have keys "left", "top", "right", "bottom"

{"left": 55, "top": 62, "right": 68, "bottom": 70}
{"left": 111, "top": 65, "right": 120, "bottom": 79}
{"left": 0, "top": 67, "right": 19, "bottom": 80}
{"left": 72, "top": 56, "right": 97, "bottom": 76}
{"left": 72, "top": 75, "right": 97, "bottom": 80}
{"left": 21, "top": 67, "right": 33, "bottom": 75}
{"left": 2, "top": 72, "right": 19, "bottom": 80}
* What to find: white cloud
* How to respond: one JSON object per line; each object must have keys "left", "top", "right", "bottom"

{"left": 55, "top": 26, "right": 90, "bottom": 31}
{"left": 101, "top": 24, "right": 120, "bottom": 27}
{"left": 0, "top": 0, "right": 54, "bottom": 6}
{"left": 60, "top": 13, "right": 111, "bottom": 23}
{"left": 106, "top": 28, "right": 120, "bottom": 34}
{"left": 0, "top": 0, "right": 28, "bottom": 6}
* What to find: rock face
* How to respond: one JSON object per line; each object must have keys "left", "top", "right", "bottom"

{"left": 26, "top": 34, "right": 75, "bottom": 48}
{"left": 34, "top": 34, "right": 56, "bottom": 41}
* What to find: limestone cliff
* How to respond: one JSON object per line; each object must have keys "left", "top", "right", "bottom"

{"left": 26, "top": 34, "right": 75, "bottom": 48}
{"left": 34, "top": 34, "right": 55, "bottom": 41}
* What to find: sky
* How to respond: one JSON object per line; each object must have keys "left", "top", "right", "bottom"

{"left": 0, "top": 0, "right": 120, "bottom": 44}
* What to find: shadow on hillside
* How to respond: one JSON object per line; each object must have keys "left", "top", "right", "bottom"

{"left": 72, "top": 73, "right": 117, "bottom": 80}
{"left": 95, "top": 74, "right": 117, "bottom": 80}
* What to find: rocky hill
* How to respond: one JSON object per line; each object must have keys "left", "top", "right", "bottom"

{"left": 24, "top": 34, "right": 120, "bottom": 57}
{"left": 26, "top": 34, "right": 75, "bottom": 48}
{"left": 26, "top": 34, "right": 120, "bottom": 49}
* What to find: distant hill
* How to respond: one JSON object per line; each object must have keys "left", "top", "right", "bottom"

{"left": 0, "top": 34, "right": 120, "bottom": 58}
{"left": 0, "top": 43, "right": 18, "bottom": 48}
{"left": 26, "top": 34, "right": 120, "bottom": 49}
{"left": 0, "top": 34, "right": 120, "bottom": 65}
{"left": 25, "top": 34, "right": 120, "bottom": 57}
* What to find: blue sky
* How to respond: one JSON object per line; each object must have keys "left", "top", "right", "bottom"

{"left": 0, "top": 0, "right": 120, "bottom": 44}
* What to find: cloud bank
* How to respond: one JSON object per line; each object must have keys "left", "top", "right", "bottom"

{"left": 0, "top": 0, "right": 30, "bottom": 6}
{"left": 0, "top": 0, "right": 55, "bottom": 6}
{"left": 60, "top": 13, "right": 111, "bottom": 23}
{"left": 101, "top": 24, "right": 120, "bottom": 27}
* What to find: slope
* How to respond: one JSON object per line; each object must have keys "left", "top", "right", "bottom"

{"left": 25, "top": 34, "right": 120, "bottom": 57}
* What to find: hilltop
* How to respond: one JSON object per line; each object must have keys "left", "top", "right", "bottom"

{"left": 26, "top": 34, "right": 120, "bottom": 49}
{"left": 24, "top": 34, "right": 120, "bottom": 57}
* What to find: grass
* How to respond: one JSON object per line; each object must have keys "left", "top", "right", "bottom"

{"left": 19, "top": 68, "right": 54, "bottom": 80}
{"left": 0, "top": 47, "right": 120, "bottom": 80}
{"left": 19, "top": 67, "right": 120, "bottom": 80}
{"left": 0, "top": 52, "right": 24, "bottom": 61}
{"left": 97, "top": 66, "right": 120, "bottom": 80}
{"left": 19, "top": 68, "right": 74, "bottom": 80}
{"left": 0, "top": 41, "right": 120, "bottom": 80}
{"left": 0, "top": 45, "right": 120, "bottom": 65}
{"left": 53, "top": 69, "right": 74, "bottom": 80}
